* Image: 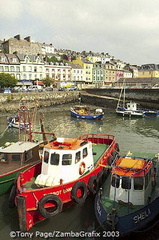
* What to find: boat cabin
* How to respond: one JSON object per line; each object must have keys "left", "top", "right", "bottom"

{"left": 126, "top": 102, "right": 138, "bottom": 111}
{"left": 109, "top": 156, "right": 155, "bottom": 205}
{"left": 0, "top": 141, "right": 40, "bottom": 175}
{"left": 35, "top": 137, "right": 94, "bottom": 187}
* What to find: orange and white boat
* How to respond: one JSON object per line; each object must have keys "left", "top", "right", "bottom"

{"left": 13, "top": 133, "right": 119, "bottom": 231}
{"left": 95, "top": 152, "right": 159, "bottom": 235}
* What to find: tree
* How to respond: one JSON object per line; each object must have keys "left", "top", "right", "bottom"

{"left": 0, "top": 73, "right": 17, "bottom": 88}
{"left": 42, "top": 76, "right": 55, "bottom": 87}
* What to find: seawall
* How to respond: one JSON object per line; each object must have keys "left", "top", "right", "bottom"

{"left": 80, "top": 88, "right": 159, "bottom": 109}
{"left": 0, "top": 91, "right": 79, "bottom": 114}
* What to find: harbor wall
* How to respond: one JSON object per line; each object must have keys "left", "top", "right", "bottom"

{"left": 0, "top": 91, "right": 79, "bottom": 113}
{"left": 80, "top": 88, "right": 159, "bottom": 109}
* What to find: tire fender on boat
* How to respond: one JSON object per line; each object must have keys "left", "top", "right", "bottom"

{"left": 97, "top": 171, "right": 107, "bottom": 187}
{"left": 8, "top": 185, "right": 17, "bottom": 208}
{"left": 108, "top": 155, "right": 115, "bottom": 165}
{"left": 115, "top": 143, "right": 120, "bottom": 153}
{"left": 71, "top": 181, "right": 87, "bottom": 204}
{"left": 79, "top": 162, "right": 86, "bottom": 175}
{"left": 38, "top": 194, "right": 63, "bottom": 218}
{"left": 88, "top": 175, "right": 98, "bottom": 194}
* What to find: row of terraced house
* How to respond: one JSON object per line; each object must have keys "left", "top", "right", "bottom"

{"left": 0, "top": 34, "right": 159, "bottom": 89}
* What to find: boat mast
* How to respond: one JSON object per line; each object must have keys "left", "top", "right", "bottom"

{"left": 123, "top": 79, "right": 126, "bottom": 108}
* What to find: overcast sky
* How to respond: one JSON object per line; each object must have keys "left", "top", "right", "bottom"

{"left": 1, "top": 0, "right": 159, "bottom": 65}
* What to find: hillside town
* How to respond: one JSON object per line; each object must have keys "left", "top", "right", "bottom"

{"left": 0, "top": 34, "right": 159, "bottom": 90}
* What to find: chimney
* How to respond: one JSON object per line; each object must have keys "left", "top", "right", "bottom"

{"left": 14, "top": 34, "right": 21, "bottom": 40}
{"left": 24, "top": 36, "right": 31, "bottom": 42}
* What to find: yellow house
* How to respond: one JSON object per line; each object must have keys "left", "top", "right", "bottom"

{"left": 138, "top": 64, "right": 159, "bottom": 78}
{"left": 138, "top": 70, "right": 159, "bottom": 78}
{"left": 72, "top": 56, "right": 93, "bottom": 84}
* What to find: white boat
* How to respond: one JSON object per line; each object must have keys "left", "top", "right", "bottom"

{"left": 116, "top": 81, "right": 145, "bottom": 118}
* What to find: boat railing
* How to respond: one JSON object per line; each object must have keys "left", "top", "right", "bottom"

{"left": 77, "top": 133, "right": 117, "bottom": 156}
{"left": 77, "top": 133, "right": 115, "bottom": 142}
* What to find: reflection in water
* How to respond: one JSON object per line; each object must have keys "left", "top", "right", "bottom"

{"left": 0, "top": 104, "right": 159, "bottom": 239}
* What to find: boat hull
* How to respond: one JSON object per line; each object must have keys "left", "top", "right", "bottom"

{"left": 0, "top": 165, "right": 31, "bottom": 195}
{"left": 70, "top": 110, "right": 104, "bottom": 120}
{"left": 116, "top": 110, "right": 144, "bottom": 118}
{"left": 15, "top": 133, "right": 118, "bottom": 231}
{"left": 144, "top": 110, "right": 159, "bottom": 116}
{"left": 95, "top": 191, "right": 159, "bottom": 235}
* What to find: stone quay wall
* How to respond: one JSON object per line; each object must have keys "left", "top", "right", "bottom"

{"left": 80, "top": 88, "right": 159, "bottom": 109}
{"left": 0, "top": 91, "right": 79, "bottom": 113}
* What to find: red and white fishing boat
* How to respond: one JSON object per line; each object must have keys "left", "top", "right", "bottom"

{"left": 14, "top": 133, "right": 119, "bottom": 231}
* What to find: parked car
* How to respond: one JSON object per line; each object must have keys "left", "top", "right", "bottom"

{"left": 67, "top": 86, "right": 78, "bottom": 91}
{"left": 44, "top": 87, "right": 53, "bottom": 91}
{"left": 4, "top": 89, "right": 11, "bottom": 93}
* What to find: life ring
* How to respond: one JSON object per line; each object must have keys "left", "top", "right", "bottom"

{"left": 79, "top": 162, "right": 86, "bottom": 175}
{"left": 88, "top": 175, "right": 98, "bottom": 194}
{"left": 38, "top": 194, "right": 63, "bottom": 218}
{"left": 8, "top": 185, "right": 16, "bottom": 208}
{"left": 71, "top": 181, "right": 87, "bottom": 204}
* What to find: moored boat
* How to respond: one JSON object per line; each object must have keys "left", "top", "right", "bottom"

{"left": 0, "top": 141, "right": 41, "bottom": 195}
{"left": 116, "top": 81, "right": 145, "bottom": 118}
{"left": 116, "top": 102, "right": 145, "bottom": 118}
{"left": 70, "top": 105, "right": 104, "bottom": 120}
{"left": 95, "top": 152, "right": 159, "bottom": 235}
{"left": 143, "top": 109, "right": 159, "bottom": 117}
{"left": 7, "top": 105, "right": 30, "bottom": 129}
{"left": 14, "top": 133, "right": 118, "bottom": 231}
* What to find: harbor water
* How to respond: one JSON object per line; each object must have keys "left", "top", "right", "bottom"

{"left": 0, "top": 103, "right": 159, "bottom": 240}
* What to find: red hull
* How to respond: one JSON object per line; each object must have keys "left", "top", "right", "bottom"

{"left": 15, "top": 133, "right": 119, "bottom": 231}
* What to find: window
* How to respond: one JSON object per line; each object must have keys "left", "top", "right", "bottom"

{"left": 12, "top": 154, "right": 21, "bottom": 161}
{"left": 111, "top": 174, "right": 120, "bottom": 188}
{"left": 44, "top": 151, "right": 49, "bottom": 163}
{"left": 121, "top": 177, "right": 131, "bottom": 189}
{"left": 62, "top": 154, "right": 72, "bottom": 165}
{"left": 50, "top": 153, "right": 59, "bottom": 165}
{"left": 83, "top": 148, "right": 88, "bottom": 158}
{"left": 25, "top": 150, "right": 33, "bottom": 162}
{"left": 134, "top": 177, "right": 144, "bottom": 190}
{"left": 75, "top": 151, "right": 81, "bottom": 163}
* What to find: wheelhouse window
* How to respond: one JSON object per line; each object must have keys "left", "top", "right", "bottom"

{"left": 62, "top": 154, "right": 72, "bottom": 165}
{"left": 50, "top": 153, "right": 59, "bottom": 165}
{"left": 121, "top": 176, "right": 131, "bottom": 189}
{"left": 83, "top": 148, "right": 88, "bottom": 158}
{"left": 24, "top": 150, "right": 33, "bottom": 162}
{"left": 75, "top": 151, "right": 81, "bottom": 163}
{"left": 111, "top": 174, "right": 120, "bottom": 188}
{"left": 134, "top": 177, "right": 144, "bottom": 190}
{"left": 12, "top": 154, "right": 21, "bottom": 161}
{"left": 44, "top": 151, "right": 49, "bottom": 163}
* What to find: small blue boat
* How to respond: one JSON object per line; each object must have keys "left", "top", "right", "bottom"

{"left": 94, "top": 152, "right": 159, "bottom": 236}
{"left": 143, "top": 110, "right": 159, "bottom": 117}
{"left": 70, "top": 105, "right": 104, "bottom": 120}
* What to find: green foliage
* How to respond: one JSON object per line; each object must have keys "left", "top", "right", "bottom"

{"left": 46, "top": 56, "right": 59, "bottom": 63}
{"left": 0, "top": 73, "right": 17, "bottom": 88}
{"left": 6, "top": 94, "right": 14, "bottom": 102}
{"left": 42, "top": 77, "right": 55, "bottom": 86}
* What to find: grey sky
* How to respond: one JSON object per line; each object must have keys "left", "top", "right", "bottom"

{"left": 1, "top": 0, "right": 159, "bottom": 65}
